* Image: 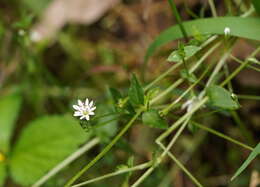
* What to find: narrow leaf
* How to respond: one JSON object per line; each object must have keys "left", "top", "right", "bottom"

{"left": 128, "top": 74, "right": 144, "bottom": 106}
{"left": 207, "top": 85, "right": 240, "bottom": 110}
{"left": 9, "top": 115, "right": 90, "bottom": 186}
{"left": 142, "top": 109, "right": 168, "bottom": 129}
{"left": 231, "top": 142, "right": 260, "bottom": 181}
{"left": 108, "top": 87, "right": 122, "bottom": 104}
{"left": 145, "top": 17, "right": 260, "bottom": 63}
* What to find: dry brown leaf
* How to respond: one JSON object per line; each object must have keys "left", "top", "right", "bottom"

{"left": 30, "top": 0, "right": 120, "bottom": 42}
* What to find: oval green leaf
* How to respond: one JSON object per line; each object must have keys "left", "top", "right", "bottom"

{"left": 167, "top": 45, "right": 201, "bottom": 63}
{"left": 9, "top": 115, "right": 90, "bottom": 186}
{"left": 207, "top": 85, "right": 240, "bottom": 110}
{"left": 128, "top": 74, "right": 145, "bottom": 106}
{"left": 0, "top": 93, "right": 22, "bottom": 153}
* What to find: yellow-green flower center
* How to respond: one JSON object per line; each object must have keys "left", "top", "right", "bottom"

{"left": 83, "top": 110, "right": 89, "bottom": 116}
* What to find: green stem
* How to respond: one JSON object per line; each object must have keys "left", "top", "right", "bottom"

{"left": 161, "top": 62, "right": 211, "bottom": 115}
{"left": 220, "top": 47, "right": 260, "bottom": 87}
{"left": 144, "top": 62, "right": 182, "bottom": 91}
{"left": 192, "top": 122, "right": 253, "bottom": 151}
{"left": 220, "top": 58, "right": 251, "bottom": 87}
{"left": 160, "top": 144, "right": 203, "bottom": 187}
{"left": 237, "top": 94, "right": 260, "bottom": 101}
{"left": 72, "top": 162, "right": 152, "bottom": 187}
{"left": 150, "top": 41, "right": 221, "bottom": 105}
{"left": 65, "top": 110, "right": 143, "bottom": 186}
{"left": 209, "top": 0, "right": 218, "bottom": 17}
{"left": 157, "top": 97, "right": 208, "bottom": 142}
{"left": 231, "top": 111, "right": 254, "bottom": 145}
{"left": 133, "top": 118, "right": 191, "bottom": 187}
{"left": 32, "top": 138, "right": 100, "bottom": 187}
{"left": 230, "top": 55, "right": 260, "bottom": 73}
{"left": 167, "top": 0, "right": 188, "bottom": 41}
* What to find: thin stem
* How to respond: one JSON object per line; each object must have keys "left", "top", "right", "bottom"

{"left": 230, "top": 55, "right": 260, "bottom": 73}
{"left": 161, "top": 118, "right": 190, "bottom": 157}
{"left": 72, "top": 162, "right": 152, "bottom": 187}
{"left": 237, "top": 95, "right": 260, "bottom": 101}
{"left": 132, "top": 118, "right": 190, "bottom": 187}
{"left": 144, "top": 39, "right": 219, "bottom": 92}
{"left": 241, "top": 5, "right": 255, "bottom": 17}
{"left": 132, "top": 167, "right": 155, "bottom": 187}
{"left": 150, "top": 41, "right": 221, "bottom": 105}
{"left": 208, "top": 0, "right": 218, "bottom": 17}
{"left": 161, "top": 61, "right": 212, "bottom": 115}
{"left": 192, "top": 122, "right": 253, "bottom": 151}
{"left": 159, "top": 144, "right": 203, "bottom": 187}
{"left": 167, "top": 0, "right": 188, "bottom": 40}
{"left": 205, "top": 44, "right": 233, "bottom": 87}
{"left": 157, "top": 97, "right": 208, "bottom": 142}
{"left": 144, "top": 62, "right": 182, "bottom": 91}
{"left": 32, "top": 138, "right": 100, "bottom": 187}
{"left": 220, "top": 46, "right": 260, "bottom": 87}
{"left": 231, "top": 111, "right": 254, "bottom": 145}
{"left": 65, "top": 110, "right": 143, "bottom": 186}
{"left": 151, "top": 79, "right": 184, "bottom": 104}
{"left": 220, "top": 58, "right": 251, "bottom": 86}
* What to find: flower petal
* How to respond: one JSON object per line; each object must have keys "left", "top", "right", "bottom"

{"left": 90, "top": 106, "right": 96, "bottom": 111}
{"left": 73, "top": 105, "right": 80, "bottom": 110}
{"left": 89, "top": 112, "right": 95, "bottom": 115}
{"left": 85, "top": 115, "right": 90, "bottom": 120}
{"left": 74, "top": 112, "right": 82, "bottom": 116}
{"left": 89, "top": 100, "right": 93, "bottom": 107}
{"left": 78, "top": 99, "right": 84, "bottom": 106}
{"left": 80, "top": 116, "right": 85, "bottom": 120}
{"left": 85, "top": 98, "right": 89, "bottom": 106}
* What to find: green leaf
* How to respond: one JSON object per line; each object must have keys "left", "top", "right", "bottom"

{"left": 252, "top": 0, "right": 260, "bottom": 14}
{"left": 167, "top": 45, "right": 201, "bottom": 62}
{"left": 180, "top": 69, "right": 197, "bottom": 83}
{"left": 9, "top": 115, "right": 90, "bottom": 186}
{"left": 145, "top": 17, "right": 260, "bottom": 63}
{"left": 108, "top": 87, "right": 122, "bottom": 104}
{"left": 0, "top": 93, "right": 22, "bottom": 153}
{"left": 207, "top": 86, "right": 240, "bottom": 110}
{"left": 94, "top": 105, "right": 118, "bottom": 143}
{"left": 142, "top": 109, "right": 168, "bottom": 129}
{"left": 128, "top": 74, "right": 145, "bottom": 106}
{"left": 108, "top": 87, "right": 123, "bottom": 112}
{"left": 0, "top": 161, "right": 6, "bottom": 187}
{"left": 231, "top": 142, "right": 260, "bottom": 181}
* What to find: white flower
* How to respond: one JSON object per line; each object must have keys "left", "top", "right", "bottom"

{"left": 73, "top": 98, "right": 96, "bottom": 120}
{"left": 224, "top": 27, "right": 230, "bottom": 36}
{"left": 181, "top": 96, "right": 199, "bottom": 113}
{"left": 30, "top": 31, "right": 42, "bottom": 42}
